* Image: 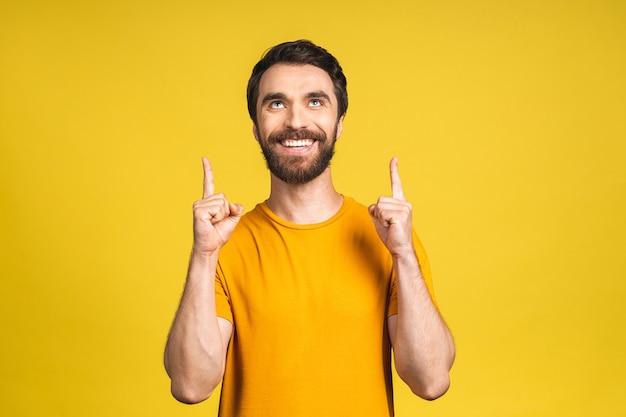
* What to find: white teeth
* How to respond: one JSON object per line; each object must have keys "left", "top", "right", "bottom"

{"left": 282, "top": 139, "right": 313, "bottom": 147}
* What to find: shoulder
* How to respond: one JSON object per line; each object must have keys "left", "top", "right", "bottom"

{"left": 338, "top": 196, "right": 376, "bottom": 228}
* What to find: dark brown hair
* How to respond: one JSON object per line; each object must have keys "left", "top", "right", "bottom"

{"left": 246, "top": 40, "right": 348, "bottom": 125}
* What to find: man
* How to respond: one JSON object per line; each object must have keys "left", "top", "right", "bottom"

{"left": 164, "top": 40, "right": 455, "bottom": 416}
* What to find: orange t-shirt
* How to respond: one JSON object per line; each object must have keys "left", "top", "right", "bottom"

{"left": 215, "top": 197, "right": 435, "bottom": 417}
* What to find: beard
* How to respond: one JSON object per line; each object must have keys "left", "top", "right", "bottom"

{"left": 258, "top": 126, "right": 338, "bottom": 184}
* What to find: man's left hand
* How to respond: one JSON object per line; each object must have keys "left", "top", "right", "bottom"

{"left": 369, "top": 157, "right": 414, "bottom": 257}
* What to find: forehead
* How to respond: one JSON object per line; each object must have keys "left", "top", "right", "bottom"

{"left": 258, "top": 64, "right": 335, "bottom": 98}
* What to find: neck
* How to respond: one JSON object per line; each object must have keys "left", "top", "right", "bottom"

{"left": 266, "top": 168, "right": 343, "bottom": 224}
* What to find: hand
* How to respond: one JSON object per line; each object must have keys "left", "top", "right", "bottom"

{"left": 192, "top": 157, "right": 244, "bottom": 254}
{"left": 368, "top": 157, "right": 414, "bottom": 256}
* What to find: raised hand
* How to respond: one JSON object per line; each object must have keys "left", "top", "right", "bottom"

{"left": 192, "top": 157, "right": 244, "bottom": 254}
{"left": 368, "top": 157, "right": 414, "bottom": 256}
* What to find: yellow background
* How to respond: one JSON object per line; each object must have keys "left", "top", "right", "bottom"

{"left": 1, "top": 1, "right": 624, "bottom": 416}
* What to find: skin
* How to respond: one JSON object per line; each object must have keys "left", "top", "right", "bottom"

{"left": 370, "top": 157, "right": 455, "bottom": 400}
{"left": 253, "top": 64, "right": 345, "bottom": 223}
{"left": 164, "top": 63, "right": 455, "bottom": 404}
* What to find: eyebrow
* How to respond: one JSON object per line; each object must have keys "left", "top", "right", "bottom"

{"left": 306, "top": 91, "right": 332, "bottom": 102}
{"left": 260, "top": 91, "right": 332, "bottom": 105}
{"left": 261, "top": 92, "right": 287, "bottom": 104}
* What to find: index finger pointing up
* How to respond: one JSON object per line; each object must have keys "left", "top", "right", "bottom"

{"left": 389, "top": 156, "right": 405, "bottom": 201}
{"left": 202, "top": 156, "right": 214, "bottom": 198}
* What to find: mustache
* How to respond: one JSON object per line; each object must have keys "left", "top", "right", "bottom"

{"left": 268, "top": 128, "right": 327, "bottom": 143}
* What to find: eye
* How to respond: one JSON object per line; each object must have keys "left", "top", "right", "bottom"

{"left": 309, "top": 99, "right": 322, "bottom": 107}
{"left": 270, "top": 101, "right": 284, "bottom": 109}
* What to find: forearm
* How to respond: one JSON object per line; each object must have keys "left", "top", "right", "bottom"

{"left": 391, "top": 250, "right": 455, "bottom": 400}
{"left": 164, "top": 251, "right": 228, "bottom": 403}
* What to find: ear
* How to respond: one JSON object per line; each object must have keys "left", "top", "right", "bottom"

{"left": 252, "top": 124, "right": 260, "bottom": 142}
{"left": 335, "top": 115, "right": 345, "bottom": 140}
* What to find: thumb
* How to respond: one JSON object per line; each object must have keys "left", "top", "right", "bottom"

{"left": 229, "top": 203, "right": 245, "bottom": 217}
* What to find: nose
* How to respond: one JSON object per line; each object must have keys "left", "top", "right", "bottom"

{"left": 285, "top": 105, "right": 309, "bottom": 130}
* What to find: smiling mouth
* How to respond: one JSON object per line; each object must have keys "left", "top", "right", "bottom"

{"left": 281, "top": 139, "right": 315, "bottom": 147}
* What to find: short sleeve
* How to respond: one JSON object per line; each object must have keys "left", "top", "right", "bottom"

{"left": 215, "top": 262, "right": 233, "bottom": 323}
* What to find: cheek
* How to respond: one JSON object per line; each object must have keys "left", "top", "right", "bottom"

{"left": 260, "top": 116, "right": 290, "bottom": 138}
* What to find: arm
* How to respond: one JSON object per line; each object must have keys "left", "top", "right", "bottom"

{"left": 164, "top": 157, "right": 243, "bottom": 404}
{"left": 369, "top": 157, "right": 455, "bottom": 400}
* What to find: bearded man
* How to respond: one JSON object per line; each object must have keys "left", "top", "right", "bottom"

{"left": 164, "top": 40, "right": 455, "bottom": 417}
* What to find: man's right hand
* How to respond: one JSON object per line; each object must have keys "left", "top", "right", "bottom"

{"left": 192, "top": 157, "right": 243, "bottom": 254}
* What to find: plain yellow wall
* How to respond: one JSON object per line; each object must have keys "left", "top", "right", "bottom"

{"left": 1, "top": 1, "right": 624, "bottom": 416}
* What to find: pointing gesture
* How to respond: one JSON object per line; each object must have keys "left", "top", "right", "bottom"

{"left": 202, "top": 156, "right": 215, "bottom": 199}
{"left": 192, "top": 157, "right": 243, "bottom": 254}
{"left": 369, "top": 157, "right": 414, "bottom": 256}
{"left": 390, "top": 156, "right": 406, "bottom": 201}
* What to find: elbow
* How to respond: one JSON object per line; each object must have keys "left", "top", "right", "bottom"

{"left": 167, "top": 362, "right": 222, "bottom": 405}
{"left": 164, "top": 349, "right": 225, "bottom": 404}
{"left": 396, "top": 364, "right": 451, "bottom": 401}
{"left": 408, "top": 373, "right": 451, "bottom": 401}
{"left": 170, "top": 381, "right": 217, "bottom": 404}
